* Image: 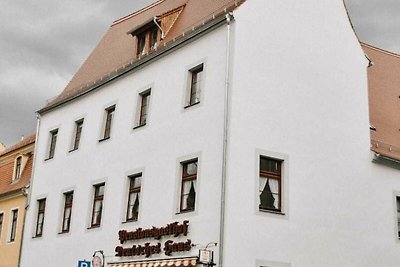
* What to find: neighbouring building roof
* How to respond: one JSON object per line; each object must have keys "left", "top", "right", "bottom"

{"left": 39, "top": 0, "right": 245, "bottom": 113}
{"left": 0, "top": 133, "right": 36, "bottom": 157}
{"left": 0, "top": 133, "right": 35, "bottom": 196}
{"left": 362, "top": 43, "right": 400, "bottom": 161}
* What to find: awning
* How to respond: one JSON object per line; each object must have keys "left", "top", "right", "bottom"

{"left": 108, "top": 257, "right": 198, "bottom": 267}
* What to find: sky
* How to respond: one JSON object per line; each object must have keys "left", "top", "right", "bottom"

{"left": 0, "top": 0, "right": 399, "bottom": 147}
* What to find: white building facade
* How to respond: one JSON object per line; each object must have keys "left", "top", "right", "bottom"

{"left": 20, "top": 0, "right": 400, "bottom": 267}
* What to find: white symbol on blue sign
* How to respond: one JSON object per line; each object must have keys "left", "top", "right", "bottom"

{"left": 78, "top": 260, "right": 91, "bottom": 267}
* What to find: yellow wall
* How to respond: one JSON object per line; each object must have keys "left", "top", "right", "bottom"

{"left": 0, "top": 193, "right": 26, "bottom": 267}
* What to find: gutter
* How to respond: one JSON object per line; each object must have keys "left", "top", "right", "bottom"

{"left": 219, "top": 12, "right": 234, "bottom": 267}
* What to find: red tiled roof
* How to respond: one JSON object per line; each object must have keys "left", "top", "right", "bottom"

{"left": 41, "top": 0, "right": 245, "bottom": 113}
{"left": 0, "top": 154, "right": 32, "bottom": 196}
{"left": 0, "top": 133, "right": 36, "bottom": 157}
{"left": 0, "top": 133, "right": 35, "bottom": 196}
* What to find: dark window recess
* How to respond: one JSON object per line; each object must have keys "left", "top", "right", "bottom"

{"left": 137, "top": 33, "right": 146, "bottom": 56}
{"left": 72, "top": 120, "right": 84, "bottom": 150}
{"left": 259, "top": 157, "right": 282, "bottom": 212}
{"left": 10, "top": 209, "right": 18, "bottom": 242}
{"left": 180, "top": 159, "right": 198, "bottom": 212}
{"left": 48, "top": 129, "right": 58, "bottom": 159}
{"left": 91, "top": 183, "right": 105, "bottom": 227}
{"left": 189, "top": 65, "right": 203, "bottom": 106}
{"left": 397, "top": 196, "right": 400, "bottom": 238}
{"left": 61, "top": 192, "right": 74, "bottom": 233}
{"left": 103, "top": 106, "right": 115, "bottom": 139}
{"left": 35, "top": 199, "right": 46, "bottom": 237}
{"left": 15, "top": 156, "right": 22, "bottom": 180}
{"left": 126, "top": 174, "right": 142, "bottom": 221}
{"left": 138, "top": 91, "right": 151, "bottom": 127}
{"left": 0, "top": 213, "right": 3, "bottom": 239}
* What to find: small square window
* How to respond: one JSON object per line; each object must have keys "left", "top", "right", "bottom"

{"left": 91, "top": 183, "right": 105, "bottom": 227}
{"left": 9, "top": 209, "right": 18, "bottom": 242}
{"left": 259, "top": 157, "right": 282, "bottom": 212}
{"left": 126, "top": 174, "right": 142, "bottom": 222}
{"left": 101, "top": 106, "right": 115, "bottom": 140}
{"left": 180, "top": 159, "right": 198, "bottom": 212}
{"left": 47, "top": 129, "right": 58, "bottom": 159}
{"left": 187, "top": 64, "right": 203, "bottom": 107}
{"left": 61, "top": 192, "right": 73, "bottom": 233}
{"left": 71, "top": 119, "right": 84, "bottom": 151}
{"left": 35, "top": 199, "right": 46, "bottom": 237}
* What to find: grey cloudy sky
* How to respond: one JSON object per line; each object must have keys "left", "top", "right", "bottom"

{"left": 0, "top": 0, "right": 399, "bottom": 147}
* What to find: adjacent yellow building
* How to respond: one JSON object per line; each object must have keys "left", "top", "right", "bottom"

{"left": 0, "top": 134, "right": 35, "bottom": 267}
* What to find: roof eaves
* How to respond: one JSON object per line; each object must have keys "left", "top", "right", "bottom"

{"left": 38, "top": 13, "right": 232, "bottom": 115}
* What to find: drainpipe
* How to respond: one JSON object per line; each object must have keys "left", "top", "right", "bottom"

{"left": 219, "top": 12, "right": 233, "bottom": 267}
{"left": 18, "top": 113, "right": 41, "bottom": 267}
{"left": 153, "top": 17, "right": 164, "bottom": 39}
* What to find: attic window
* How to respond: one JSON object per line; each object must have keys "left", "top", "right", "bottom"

{"left": 129, "top": 20, "right": 161, "bottom": 57}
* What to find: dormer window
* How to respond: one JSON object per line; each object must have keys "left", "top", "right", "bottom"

{"left": 14, "top": 156, "right": 22, "bottom": 180}
{"left": 13, "top": 155, "right": 28, "bottom": 182}
{"left": 129, "top": 20, "right": 161, "bottom": 58}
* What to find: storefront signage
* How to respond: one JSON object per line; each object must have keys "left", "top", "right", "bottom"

{"left": 115, "top": 220, "right": 192, "bottom": 258}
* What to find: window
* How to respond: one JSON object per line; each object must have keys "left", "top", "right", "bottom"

{"left": 259, "top": 157, "right": 282, "bottom": 212}
{"left": 14, "top": 156, "right": 22, "bottom": 180}
{"left": 47, "top": 129, "right": 58, "bottom": 159}
{"left": 180, "top": 159, "right": 198, "bottom": 212}
{"left": 126, "top": 174, "right": 142, "bottom": 222}
{"left": 61, "top": 192, "right": 73, "bottom": 233}
{"left": 187, "top": 64, "right": 203, "bottom": 106}
{"left": 397, "top": 196, "right": 400, "bottom": 238}
{"left": 9, "top": 209, "right": 18, "bottom": 242}
{"left": 91, "top": 183, "right": 105, "bottom": 227}
{"left": 134, "top": 25, "right": 159, "bottom": 57}
{"left": 0, "top": 213, "right": 3, "bottom": 240}
{"left": 102, "top": 105, "right": 115, "bottom": 140}
{"left": 72, "top": 119, "right": 84, "bottom": 151}
{"left": 35, "top": 199, "right": 46, "bottom": 237}
{"left": 137, "top": 90, "right": 151, "bottom": 127}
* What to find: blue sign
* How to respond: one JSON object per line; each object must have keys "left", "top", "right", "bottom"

{"left": 78, "top": 260, "right": 91, "bottom": 267}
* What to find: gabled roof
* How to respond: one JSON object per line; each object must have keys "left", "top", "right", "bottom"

{"left": 0, "top": 133, "right": 36, "bottom": 157}
{"left": 40, "top": 0, "right": 245, "bottom": 113}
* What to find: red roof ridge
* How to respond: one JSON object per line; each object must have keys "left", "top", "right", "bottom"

{"left": 0, "top": 133, "right": 36, "bottom": 157}
{"left": 112, "top": 0, "right": 166, "bottom": 26}
{"left": 361, "top": 42, "right": 400, "bottom": 59}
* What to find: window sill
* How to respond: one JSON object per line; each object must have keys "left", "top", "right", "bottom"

{"left": 68, "top": 148, "right": 79, "bottom": 153}
{"left": 184, "top": 101, "right": 200, "bottom": 109}
{"left": 176, "top": 209, "right": 195, "bottom": 214}
{"left": 123, "top": 219, "right": 138, "bottom": 224}
{"left": 259, "top": 208, "right": 285, "bottom": 216}
{"left": 58, "top": 231, "right": 70, "bottom": 235}
{"left": 98, "top": 137, "right": 110, "bottom": 143}
{"left": 32, "top": 235, "right": 42, "bottom": 239}
{"left": 88, "top": 225, "right": 101, "bottom": 229}
{"left": 133, "top": 124, "right": 146, "bottom": 130}
{"left": 44, "top": 157, "right": 54, "bottom": 161}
